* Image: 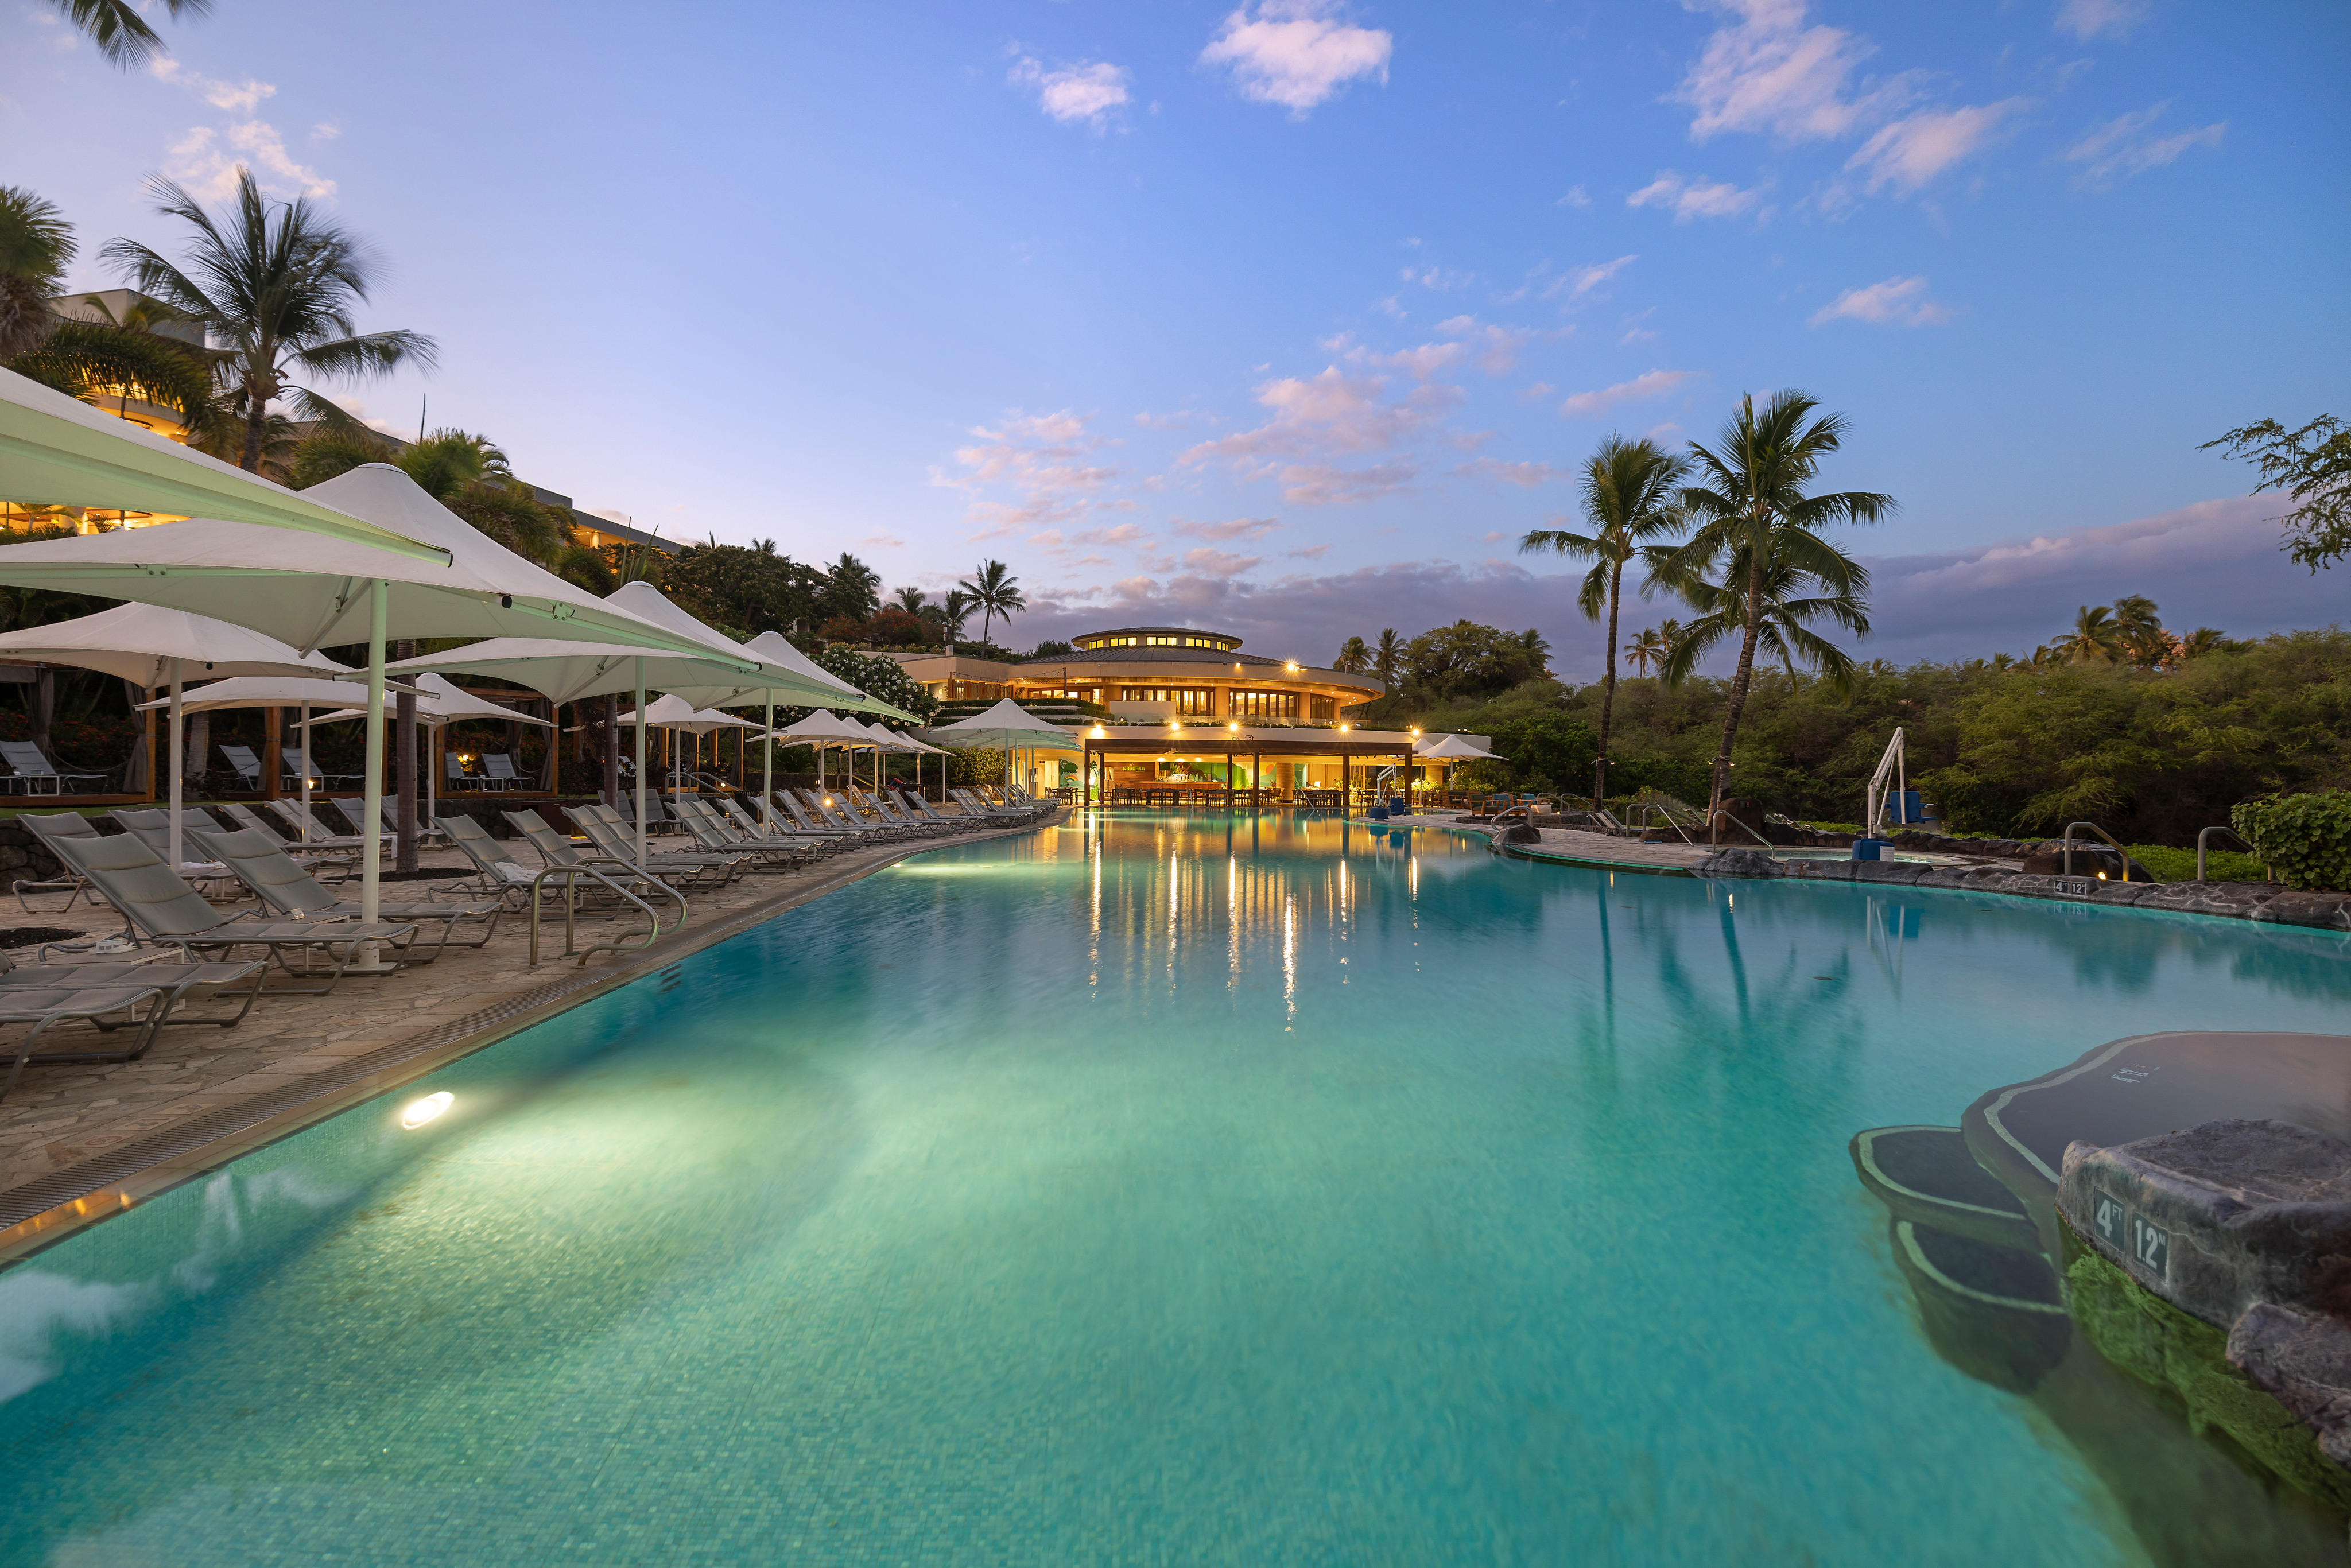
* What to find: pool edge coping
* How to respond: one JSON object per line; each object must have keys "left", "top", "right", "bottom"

{"left": 0, "top": 808, "right": 1069, "bottom": 1270}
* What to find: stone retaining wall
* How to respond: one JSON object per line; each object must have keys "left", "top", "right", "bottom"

{"left": 1692, "top": 847, "right": 2347, "bottom": 932}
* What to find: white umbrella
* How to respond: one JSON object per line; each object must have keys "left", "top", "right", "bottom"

{"left": 307, "top": 672, "right": 557, "bottom": 829}
{"left": 0, "top": 606, "right": 358, "bottom": 868}
{"left": 140, "top": 673, "right": 433, "bottom": 848}
{"left": 856, "top": 718, "right": 946, "bottom": 799}
{"left": 392, "top": 586, "right": 899, "bottom": 861}
{"left": 1414, "top": 733, "right": 1501, "bottom": 759}
{"left": 0, "top": 464, "right": 737, "bottom": 928}
{"left": 924, "top": 698, "right": 1081, "bottom": 806}
{"left": 776, "top": 710, "right": 874, "bottom": 797}
{"left": 1415, "top": 732, "right": 1501, "bottom": 802}
{"left": 606, "top": 694, "right": 760, "bottom": 794}
{"left": 0, "top": 367, "right": 444, "bottom": 559}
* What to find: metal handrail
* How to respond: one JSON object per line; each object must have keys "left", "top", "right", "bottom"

{"left": 528, "top": 859, "right": 687, "bottom": 968}
{"left": 2196, "top": 824, "right": 2258, "bottom": 882}
{"left": 1707, "top": 809, "right": 1775, "bottom": 849}
{"left": 2060, "top": 821, "right": 2135, "bottom": 880}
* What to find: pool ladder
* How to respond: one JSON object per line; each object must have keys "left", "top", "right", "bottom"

{"left": 526, "top": 860, "right": 688, "bottom": 968}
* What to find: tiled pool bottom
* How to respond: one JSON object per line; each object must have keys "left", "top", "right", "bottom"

{"left": 3, "top": 812, "right": 2348, "bottom": 1565}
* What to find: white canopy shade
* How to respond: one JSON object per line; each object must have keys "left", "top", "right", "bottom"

{"left": 0, "top": 464, "right": 735, "bottom": 659}
{"left": 383, "top": 637, "right": 768, "bottom": 709}
{"left": 135, "top": 674, "right": 428, "bottom": 713}
{"left": 778, "top": 709, "right": 879, "bottom": 744}
{"left": 738, "top": 628, "right": 871, "bottom": 708}
{"left": 0, "top": 464, "right": 735, "bottom": 925}
{"left": 610, "top": 694, "right": 759, "bottom": 734}
{"left": 604, "top": 585, "right": 910, "bottom": 720}
{"left": 1415, "top": 733, "right": 1502, "bottom": 760}
{"left": 0, "top": 603, "right": 348, "bottom": 686}
{"left": 0, "top": 366, "right": 445, "bottom": 560}
{"left": 921, "top": 697, "right": 1084, "bottom": 754}
{"left": 860, "top": 719, "right": 948, "bottom": 755}
{"left": 305, "top": 674, "right": 557, "bottom": 729}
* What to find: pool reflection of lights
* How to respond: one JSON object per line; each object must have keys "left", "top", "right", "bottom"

{"left": 399, "top": 1090, "right": 454, "bottom": 1129}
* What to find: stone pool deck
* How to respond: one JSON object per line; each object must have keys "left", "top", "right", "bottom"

{"left": 0, "top": 808, "right": 1068, "bottom": 1262}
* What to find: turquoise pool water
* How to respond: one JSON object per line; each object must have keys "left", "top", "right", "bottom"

{"left": 2, "top": 810, "right": 2348, "bottom": 1565}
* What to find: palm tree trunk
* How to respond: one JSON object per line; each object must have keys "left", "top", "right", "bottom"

{"left": 1707, "top": 543, "right": 1770, "bottom": 836}
{"left": 1595, "top": 560, "right": 1621, "bottom": 806}
{"left": 240, "top": 398, "right": 267, "bottom": 473}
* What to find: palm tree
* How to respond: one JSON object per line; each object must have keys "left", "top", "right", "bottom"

{"left": 46, "top": 0, "right": 211, "bottom": 68}
{"left": 893, "top": 586, "right": 929, "bottom": 617}
{"left": 1333, "top": 635, "right": 1371, "bottom": 673}
{"left": 937, "top": 588, "right": 973, "bottom": 651}
{"left": 2051, "top": 604, "right": 2125, "bottom": 666}
{"left": 2177, "top": 627, "right": 2248, "bottom": 660}
{"left": 1623, "top": 626, "right": 1668, "bottom": 677}
{"left": 821, "top": 553, "right": 880, "bottom": 626}
{"left": 959, "top": 560, "right": 1026, "bottom": 646}
{"left": 0, "top": 186, "right": 73, "bottom": 359}
{"left": 1522, "top": 434, "right": 1692, "bottom": 803}
{"left": 103, "top": 169, "right": 435, "bottom": 472}
{"left": 1374, "top": 628, "right": 1402, "bottom": 694}
{"left": 2109, "top": 594, "right": 2171, "bottom": 668}
{"left": 1656, "top": 391, "right": 1894, "bottom": 817}
{"left": 1656, "top": 543, "right": 1869, "bottom": 697}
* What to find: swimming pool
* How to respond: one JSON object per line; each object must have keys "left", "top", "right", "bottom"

{"left": 2, "top": 810, "right": 2345, "bottom": 1565}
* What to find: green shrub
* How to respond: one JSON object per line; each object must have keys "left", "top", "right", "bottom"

{"left": 2231, "top": 793, "right": 2351, "bottom": 891}
{"left": 2123, "top": 844, "right": 2269, "bottom": 884}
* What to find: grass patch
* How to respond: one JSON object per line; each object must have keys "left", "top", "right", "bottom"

{"left": 2125, "top": 844, "right": 2271, "bottom": 883}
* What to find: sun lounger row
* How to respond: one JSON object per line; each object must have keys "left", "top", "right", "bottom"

{"left": 0, "top": 783, "right": 1056, "bottom": 1099}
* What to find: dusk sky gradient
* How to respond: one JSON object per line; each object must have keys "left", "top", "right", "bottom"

{"left": 5, "top": 1, "right": 2344, "bottom": 676}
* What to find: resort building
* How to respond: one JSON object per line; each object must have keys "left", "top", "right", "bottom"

{"left": 890, "top": 624, "right": 1382, "bottom": 723}
{"left": 888, "top": 627, "right": 1472, "bottom": 804}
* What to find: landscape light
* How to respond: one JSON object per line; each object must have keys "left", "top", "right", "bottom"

{"left": 1089, "top": 725, "right": 1105, "bottom": 738}
{"left": 1228, "top": 721, "right": 1239, "bottom": 732}
{"left": 399, "top": 1090, "right": 453, "bottom": 1130}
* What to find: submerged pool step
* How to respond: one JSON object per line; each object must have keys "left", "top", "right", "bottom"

{"left": 1850, "top": 1124, "right": 2040, "bottom": 1251}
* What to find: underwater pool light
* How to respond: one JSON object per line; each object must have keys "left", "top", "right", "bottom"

{"left": 399, "top": 1090, "right": 454, "bottom": 1129}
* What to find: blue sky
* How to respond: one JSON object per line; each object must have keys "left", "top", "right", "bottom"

{"left": 5, "top": 1, "right": 2345, "bottom": 673}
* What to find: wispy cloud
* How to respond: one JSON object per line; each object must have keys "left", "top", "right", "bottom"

{"left": 1673, "top": 0, "right": 1917, "bottom": 143}
{"left": 1626, "top": 170, "right": 1762, "bottom": 221}
{"left": 1180, "top": 365, "right": 1462, "bottom": 506}
{"left": 1557, "top": 185, "right": 1591, "bottom": 208}
{"left": 1844, "top": 99, "right": 2027, "bottom": 194}
{"left": 2054, "top": 0, "right": 2147, "bottom": 42}
{"left": 164, "top": 122, "right": 336, "bottom": 200}
{"left": 148, "top": 58, "right": 332, "bottom": 199}
{"left": 933, "top": 409, "right": 1126, "bottom": 536}
{"left": 1455, "top": 458, "right": 1568, "bottom": 488}
{"left": 1809, "top": 275, "right": 1952, "bottom": 327}
{"left": 2063, "top": 101, "right": 2226, "bottom": 186}
{"left": 1559, "top": 369, "right": 1700, "bottom": 418}
{"left": 150, "top": 58, "right": 275, "bottom": 113}
{"left": 1550, "top": 254, "right": 1639, "bottom": 301}
{"left": 1436, "top": 315, "right": 1555, "bottom": 375}
{"left": 1400, "top": 262, "right": 1474, "bottom": 292}
{"left": 1172, "top": 517, "right": 1284, "bottom": 542}
{"left": 1200, "top": 1, "right": 1392, "bottom": 115}
{"left": 1009, "top": 55, "right": 1132, "bottom": 130}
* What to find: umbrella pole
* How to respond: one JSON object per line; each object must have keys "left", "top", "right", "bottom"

{"left": 762, "top": 697, "right": 773, "bottom": 837}
{"left": 634, "top": 659, "right": 647, "bottom": 868}
{"left": 167, "top": 672, "right": 183, "bottom": 871}
{"left": 360, "top": 579, "right": 387, "bottom": 928}
{"left": 299, "top": 705, "right": 312, "bottom": 844}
